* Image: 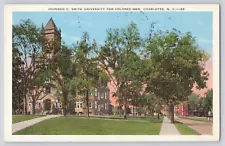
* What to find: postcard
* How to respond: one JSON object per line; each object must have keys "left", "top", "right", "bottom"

{"left": 4, "top": 4, "right": 220, "bottom": 142}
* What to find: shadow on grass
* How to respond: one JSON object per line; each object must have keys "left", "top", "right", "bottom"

{"left": 66, "top": 115, "right": 163, "bottom": 123}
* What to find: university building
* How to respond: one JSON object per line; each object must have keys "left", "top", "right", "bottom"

{"left": 27, "top": 18, "right": 112, "bottom": 115}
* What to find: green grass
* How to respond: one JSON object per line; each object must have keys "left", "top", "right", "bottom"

{"left": 179, "top": 116, "right": 212, "bottom": 122}
{"left": 174, "top": 121, "right": 200, "bottom": 135}
{"left": 14, "top": 116, "right": 163, "bottom": 135}
{"left": 12, "top": 115, "right": 44, "bottom": 124}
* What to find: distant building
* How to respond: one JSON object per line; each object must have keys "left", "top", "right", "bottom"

{"left": 75, "top": 84, "right": 112, "bottom": 115}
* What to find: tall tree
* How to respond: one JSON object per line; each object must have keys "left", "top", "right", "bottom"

{"left": 98, "top": 22, "right": 150, "bottom": 119}
{"left": 12, "top": 47, "right": 24, "bottom": 114}
{"left": 46, "top": 45, "right": 76, "bottom": 116}
{"left": 13, "top": 19, "right": 44, "bottom": 114}
{"left": 74, "top": 32, "right": 109, "bottom": 117}
{"left": 143, "top": 29, "right": 209, "bottom": 123}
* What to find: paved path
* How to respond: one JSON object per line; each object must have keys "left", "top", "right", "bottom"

{"left": 175, "top": 117, "right": 212, "bottom": 135}
{"left": 12, "top": 115, "right": 61, "bottom": 133}
{"left": 159, "top": 117, "right": 181, "bottom": 135}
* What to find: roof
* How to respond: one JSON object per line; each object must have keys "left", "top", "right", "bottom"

{"left": 44, "top": 17, "right": 60, "bottom": 32}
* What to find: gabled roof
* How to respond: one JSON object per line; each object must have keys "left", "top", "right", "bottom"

{"left": 44, "top": 17, "right": 59, "bottom": 32}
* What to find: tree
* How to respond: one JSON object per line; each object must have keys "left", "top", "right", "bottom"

{"left": 74, "top": 32, "right": 109, "bottom": 117}
{"left": 46, "top": 45, "right": 76, "bottom": 116}
{"left": 143, "top": 29, "right": 209, "bottom": 123}
{"left": 112, "top": 106, "right": 120, "bottom": 115}
{"left": 12, "top": 47, "right": 24, "bottom": 114}
{"left": 187, "top": 93, "right": 199, "bottom": 115}
{"left": 203, "top": 89, "right": 213, "bottom": 115}
{"left": 138, "top": 92, "right": 158, "bottom": 117}
{"left": 13, "top": 19, "right": 44, "bottom": 114}
{"left": 98, "top": 22, "right": 150, "bottom": 119}
{"left": 27, "top": 69, "right": 52, "bottom": 115}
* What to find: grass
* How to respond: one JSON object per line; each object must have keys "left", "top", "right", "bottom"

{"left": 14, "top": 116, "right": 163, "bottom": 135}
{"left": 67, "top": 115, "right": 163, "bottom": 123}
{"left": 12, "top": 115, "right": 44, "bottom": 124}
{"left": 179, "top": 116, "right": 212, "bottom": 122}
{"left": 174, "top": 121, "right": 200, "bottom": 135}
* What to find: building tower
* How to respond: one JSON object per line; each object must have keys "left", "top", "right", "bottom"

{"left": 41, "top": 17, "right": 61, "bottom": 55}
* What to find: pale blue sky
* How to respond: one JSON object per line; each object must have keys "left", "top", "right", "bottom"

{"left": 13, "top": 12, "right": 213, "bottom": 55}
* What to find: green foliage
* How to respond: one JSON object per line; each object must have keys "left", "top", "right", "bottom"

{"left": 12, "top": 47, "right": 24, "bottom": 113}
{"left": 98, "top": 22, "right": 150, "bottom": 119}
{"left": 144, "top": 29, "right": 209, "bottom": 104}
{"left": 12, "top": 19, "right": 46, "bottom": 114}
{"left": 136, "top": 108, "right": 145, "bottom": 115}
{"left": 72, "top": 32, "right": 109, "bottom": 116}
{"left": 188, "top": 93, "right": 199, "bottom": 110}
{"left": 203, "top": 89, "right": 213, "bottom": 113}
{"left": 143, "top": 28, "right": 209, "bottom": 123}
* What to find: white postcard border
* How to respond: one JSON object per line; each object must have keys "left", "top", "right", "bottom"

{"left": 4, "top": 4, "right": 220, "bottom": 142}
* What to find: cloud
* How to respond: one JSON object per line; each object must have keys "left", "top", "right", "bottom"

{"left": 65, "top": 18, "right": 92, "bottom": 28}
{"left": 197, "top": 20, "right": 204, "bottom": 26}
{"left": 61, "top": 32, "right": 104, "bottom": 46}
{"left": 196, "top": 36, "right": 212, "bottom": 44}
{"left": 61, "top": 32, "right": 81, "bottom": 44}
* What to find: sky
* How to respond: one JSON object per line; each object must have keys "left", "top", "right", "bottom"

{"left": 13, "top": 12, "right": 213, "bottom": 55}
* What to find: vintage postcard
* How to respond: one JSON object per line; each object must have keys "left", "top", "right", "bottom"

{"left": 4, "top": 4, "right": 220, "bottom": 142}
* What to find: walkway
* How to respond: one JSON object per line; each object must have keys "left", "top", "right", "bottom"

{"left": 159, "top": 116, "right": 181, "bottom": 135}
{"left": 12, "top": 115, "right": 61, "bottom": 133}
{"left": 175, "top": 117, "right": 212, "bottom": 135}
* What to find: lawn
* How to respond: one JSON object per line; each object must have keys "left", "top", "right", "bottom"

{"left": 14, "top": 116, "right": 163, "bottom": 135}
{"left": 12, "top": 115, "right": 44, "bottom": 124}
{"left": 174, "top": 121, "right": 200, "bottom": 135}
{"left": 73, "top": 115, "right": 163, "bottom": 123}
{"left": 179, "top": 116, "right": 212, "bottom": 123}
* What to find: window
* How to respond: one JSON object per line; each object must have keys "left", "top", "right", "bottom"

{"left": 76, "top": 101, "right": 83, "bottom": 108}
{"left": 105, "top": 92, "right": 107, "bottom": 99}
{"left": 105, "top": 103, "right": 107, "bottom": 109}
{"left": 101, "top": 104, "right": 104, "bottom": 108}
{"left": 90, "top": 90, "right": 93, "bottom": 96}
{"left": 107, "top": 91, "right": 110, "bottom": 97}
{"left": 106, "top": 102, "right": 108, "bottom": 109}
{"left": 101, "top": 93, "right": 104, "bottom": 99}
{"left": 95, "top": 101, "right": 97, "bottom": 109}
{"left": 98, "top": 105, "right": 100, "bottom": 111}
{"left": 45, "top": 87, "right": 51, "bottom": 93}
{"left": 98, "top": 92, "right": 100, "bottom": 100}
{"left": 89, "top": 103, "right": 92, "bottom": 108}
{"left": 95, "top": 88, "right": 97, "bottom": 96}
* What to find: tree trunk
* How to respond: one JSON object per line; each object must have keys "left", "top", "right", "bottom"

{"left": 86, "top": 90, "right": 90, "bottom": 117}
{"left": 32, "top": 98, "right": 36, "bottom": 115}
{"left": 124, "top": 105, "right": 127, "bottom": 119}
{"left": 23, "top": 89, "right": 27, "bottom": 115}
{"left": 63, "top": 101, "right": 66, "bottom": 116}
{"left": 63, "top": 90, "right": 67, "bottom": 116}
{"left": 119, "top": 104, "right": 122, "bottom": 117}
{"left": 170, "top": 103, "right": 174, "bottom": 123}
{"left": 157, "top": 97, "right": 160, "bottom": 119}
{"left": 132, "top": 104, "right": 135, "bottom": 116}
{"left": 23, "top": 96, "right": 27, "bottom": 115}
